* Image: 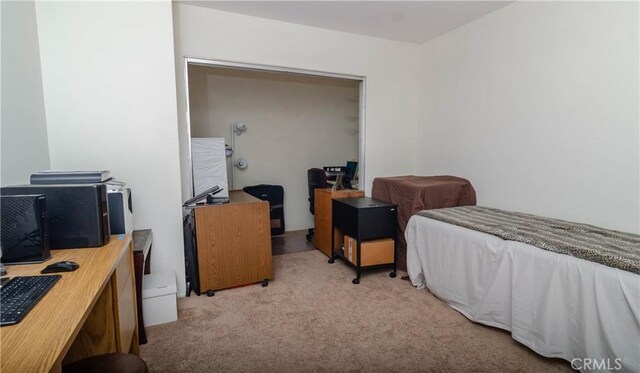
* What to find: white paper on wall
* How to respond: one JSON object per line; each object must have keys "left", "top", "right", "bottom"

{"left": 191, "top": 138, "right": 229, "bottom": 198}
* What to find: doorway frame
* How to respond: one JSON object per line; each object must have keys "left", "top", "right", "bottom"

{"left": 183, "top": 57, "right": 367, "bottom": 196}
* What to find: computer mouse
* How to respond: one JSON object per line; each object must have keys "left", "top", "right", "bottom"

{"left": 41, "top": 261, "right": 79, "bottom": 274}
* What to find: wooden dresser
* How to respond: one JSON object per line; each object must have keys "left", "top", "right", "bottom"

{"left": 194, "top": 191, "right": 273, "bottom": 294}
{"left": 313, "top": 188, "right": 364, "bottom": 257}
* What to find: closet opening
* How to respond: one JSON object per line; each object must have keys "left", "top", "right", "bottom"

{"left": 183, "top": 58, "right": 366, "bottom": 234}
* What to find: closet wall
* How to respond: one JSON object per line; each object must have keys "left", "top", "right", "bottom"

{"left": 188, "top": 65, "right": 359, "bottom": 231}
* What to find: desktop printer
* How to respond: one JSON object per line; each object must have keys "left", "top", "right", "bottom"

{"left": 1, "top": 184, "right": 110, "bottom": 249}
{"left": 323, "top": 166, "right": 346, "bottom": 182}
{"left": 107, "top": 188, "right": 133, "bottom": 234}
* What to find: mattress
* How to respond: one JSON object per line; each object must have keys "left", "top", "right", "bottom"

{"left": 406, "top": 215, "right": 640, "bottom": 372}
{"left": 419, "top": 206, "right": 640, "bottom": 273}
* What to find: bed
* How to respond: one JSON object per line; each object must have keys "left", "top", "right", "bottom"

{"left": 406, "top": 206, "right": 640, "bottom": 372}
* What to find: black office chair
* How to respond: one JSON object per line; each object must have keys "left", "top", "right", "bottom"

{"left": 63, "top": 353, "right": 149, "bottom": 373}
{"left": 307, "top": 168, "right": 328, "bottom": 241}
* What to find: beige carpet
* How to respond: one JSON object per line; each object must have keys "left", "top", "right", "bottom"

{"left": 140, "top": 250, "right": 571, "bottom": 372}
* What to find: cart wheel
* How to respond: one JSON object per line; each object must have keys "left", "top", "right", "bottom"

{"left": 206, "top": 290, "right": 215, "bottom": 297}
{"left": 352, "top": 278, "right": 360, "bottom": 285}
{"left": 328, "top": 258, "right": 335, "bottom": 264}
{"left": 261, "top": 279, "right": 269, "bottom": 287}
{"left": 389, "top": 272, "right": 397, "bottom": 278}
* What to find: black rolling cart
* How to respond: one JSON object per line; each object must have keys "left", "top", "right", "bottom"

{"left": 329, "top": 197, "right": 398, "bottom": 284}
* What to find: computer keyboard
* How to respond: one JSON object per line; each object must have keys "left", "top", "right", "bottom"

{"left": 1, "top": 275, "right": 61, "bottom": 326}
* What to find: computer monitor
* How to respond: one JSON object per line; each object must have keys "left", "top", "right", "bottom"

{"left": 345, "top": 161, "right": 358, "bottom": 181}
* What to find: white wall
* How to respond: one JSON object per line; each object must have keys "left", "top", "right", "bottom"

{"left": 3, "top": 1, "right": 632, "bottom": 301}
{"left": 188, "top": 66, "right": 359, "bottom": 230}
{"left": 0, "top": 0, "right": 50, "bottom": 186}
{"left": 35, "top": 1, "right": 187, "bottom": 294}
{"left": 417, "top": 1, "right": 639, "bottom": 233}
{"left": 173, "top": 3, "right": 421, "bottom": 203}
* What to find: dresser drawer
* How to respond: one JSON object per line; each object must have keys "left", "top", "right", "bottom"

{"left": 116, "top": 273, "right": 136, "bottom": 352}
{"left": 112, "top": 242, "right": 137, "bottom": 353}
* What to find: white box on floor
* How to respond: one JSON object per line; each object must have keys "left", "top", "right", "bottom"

{"left": 142, "top": 272, "right": 177, "bottom": 326}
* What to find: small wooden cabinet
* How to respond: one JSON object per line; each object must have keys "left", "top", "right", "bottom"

{"left": 313, "top": 188, "right": 364, "bottom": 257}
{"left": 194, "top": 191, "right": 273, "bottom": 293}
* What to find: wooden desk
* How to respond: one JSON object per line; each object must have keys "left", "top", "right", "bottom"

{"left": 313, "top": 188, "right": 364, "bottom": 257}
{"left": 194, "top": 191, "right": 273, "bottom": 294}
{"left": 0, "top": 235, "right": 139, "bottom": 373}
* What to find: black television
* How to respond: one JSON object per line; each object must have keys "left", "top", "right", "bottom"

{"left": 345, "top": 161, "right": 358, "bottom": 180}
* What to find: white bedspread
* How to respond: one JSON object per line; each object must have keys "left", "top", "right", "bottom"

{"left": 406, "top": 215, "right": 640, "bottom": 372}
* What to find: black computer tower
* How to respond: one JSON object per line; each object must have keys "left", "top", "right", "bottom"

{"left": 1, "top": 184, "right": 110, "bottom": 249}
{"left": 243, "top": 184, "right": 285, "bottom": 236}
{"left": 0, "top": 195, "right": 51, "bottom": 263}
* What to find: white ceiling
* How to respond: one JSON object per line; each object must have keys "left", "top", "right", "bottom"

{"left": 181, "top": 1, "right": 513, "bottom": 44}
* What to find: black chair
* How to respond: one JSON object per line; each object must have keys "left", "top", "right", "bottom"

{"left": 63, "top": 353, "right": 149, "bottom": 373}
{"left": 307, "top": 168, "right": 328, "bottom": 241}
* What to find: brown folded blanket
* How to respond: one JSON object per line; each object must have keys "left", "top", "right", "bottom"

{"left": 372, "top": 175, "right": 477, "bottom": 271}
